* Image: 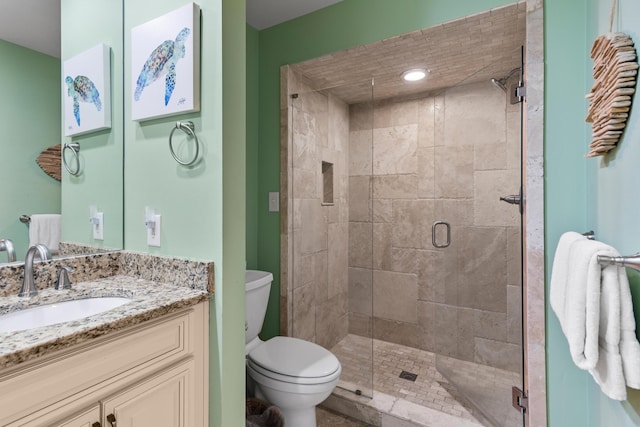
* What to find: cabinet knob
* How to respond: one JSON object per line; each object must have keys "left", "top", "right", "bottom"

{"left": 106, "top": 414, "right": 116, "bottom": 426}
{"left": 92, "top": 423, "right": 101, "bottom": 427}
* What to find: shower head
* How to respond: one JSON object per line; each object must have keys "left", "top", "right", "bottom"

{"left": 490, "top": 67, "right": 521, "bottom": 92}
{"left": 491, "top": 78, "right": 507, "bottom": 91}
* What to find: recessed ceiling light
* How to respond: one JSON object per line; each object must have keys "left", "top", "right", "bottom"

{"left": 401, "top": 68, "right": 428, "bottom": 82}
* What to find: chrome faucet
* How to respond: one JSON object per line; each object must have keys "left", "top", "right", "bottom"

{"left": 0, "top": 239, "right": 16, "bottom": 263}
{"left": 18, "top": 244, "right": 52, "bottom": 297}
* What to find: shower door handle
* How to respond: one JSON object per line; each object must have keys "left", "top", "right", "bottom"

{"left": 432, "top": 221, "right": 451, "bottom": 249}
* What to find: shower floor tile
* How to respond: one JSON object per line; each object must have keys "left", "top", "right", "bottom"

{"left": 329, "top": 334, "right": 522, "bottom": 427}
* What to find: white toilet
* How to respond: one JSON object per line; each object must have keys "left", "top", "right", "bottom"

{"left": 245, "top": 270, "right": 341, "bottom": 427}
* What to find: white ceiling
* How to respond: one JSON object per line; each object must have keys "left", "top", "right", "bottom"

{"left": 246, "top": 0, "right": 343, "bottom": 30}
{"left": 0, "top": 0, "right": 342, "bottom": 58}
{"left": 0, "top": 0, "right": 61, "bottom": 57}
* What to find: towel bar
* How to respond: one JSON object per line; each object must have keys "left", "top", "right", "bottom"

{"left": 581, "top": 230, "right": 640, "bottom": 271}
{"left": 598, "top": 253, "right": 640, "bottom": 272}
{"left": 19, "top": 214, "right": 30, "bottom": 224}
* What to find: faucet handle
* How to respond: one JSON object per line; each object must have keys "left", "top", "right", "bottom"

{"left": 55, "top": 266, "right": 74, "bottom": 290}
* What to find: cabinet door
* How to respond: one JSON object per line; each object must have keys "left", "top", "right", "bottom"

{"left": 6, "top": 404, "right": 101, "bottom": 427}
{"left": 102, "top": 360, "right": 194, "bottom": 427}
{"left": 55, "top": 405, "right": 101, "bottom": 427}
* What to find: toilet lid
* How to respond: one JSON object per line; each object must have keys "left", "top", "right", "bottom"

{"left": 248, "top": 336, "right": 340, "bottom": 379}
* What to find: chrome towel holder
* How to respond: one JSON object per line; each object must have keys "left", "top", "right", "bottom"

{"left": 169, "top": 121, "right": 200, "bottom": 166}
{"left": 62, "top": 143, "right": 81, "bottom": 176}
{"left": 582, "top": 230, "right": 640, "bottom": 272}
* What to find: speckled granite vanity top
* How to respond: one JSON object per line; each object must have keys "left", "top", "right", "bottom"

{"left": 0, "top": 250, "right": 214, "bottom": 370}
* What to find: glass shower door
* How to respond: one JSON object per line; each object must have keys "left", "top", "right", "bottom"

{"left": 287, "top": 74, "right": 375, "bottom": 399}
{"left": 432, "top": 59, "right": 524, "bottom": 426}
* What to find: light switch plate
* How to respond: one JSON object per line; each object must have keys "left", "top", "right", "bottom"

{"left": 93, "top": 212, "right": 104, "bottom": 240}
{"left": 147, "top": 215, "right": 161, "bottom": 247}
{"left": 269, "top": 192, "right": 279, "bottom": 212}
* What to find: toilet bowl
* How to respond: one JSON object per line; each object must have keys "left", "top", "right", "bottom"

{"left": 245, "top": 270, "right": 341, "bottom": 427}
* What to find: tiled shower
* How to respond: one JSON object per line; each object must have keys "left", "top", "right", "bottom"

{"left": 280, "top": 3, "right": 525, "bottom": 426}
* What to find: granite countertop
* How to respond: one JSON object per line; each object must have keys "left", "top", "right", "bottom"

{"left": 0, "top": 275, "right": 210, "bottom": 369}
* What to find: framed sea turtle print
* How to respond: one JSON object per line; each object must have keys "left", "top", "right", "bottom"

{"left": 63, "top": 44, "right": 111, "bottom": 136}
{"left": 130, "top": 2, "right": 201, "bottom": 121}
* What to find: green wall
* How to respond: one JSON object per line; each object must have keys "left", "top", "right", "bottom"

{"left": 0, "top": 40, "right": 60, "bottom": 260}
{"left": 61, "top": 0, "right": 124, "bottom": 250}
{"left": 254, "top": 0, "right": 513, "bottom": 340}
{"left": 61, "top": 0, "right": 246, "bottom": 424}
{"left": 123, "top": 0, "right": 246, "bottom": 425}
{"left": 544, "top": 0, "right": 591, "bottom": 425}
{"left": 246, "top": 24, "right": 260, "bottom": 269}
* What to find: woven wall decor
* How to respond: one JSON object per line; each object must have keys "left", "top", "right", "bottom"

{"left": 36, "top": 144, "right": 62, "bottom": 181}
{"left": 585, "top": 32, "right": 638, "bottom": 157}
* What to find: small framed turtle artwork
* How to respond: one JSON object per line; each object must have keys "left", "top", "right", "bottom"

{"left": 130, "top": 2, "right": 201, "bottom": 121}
{"left": 62, "top": 44, "right": 111, "bottom": 137}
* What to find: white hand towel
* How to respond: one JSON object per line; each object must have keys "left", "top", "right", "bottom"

{"left": 550, "top": 232, "right": 597, "bottom": 368}
{"left": 28, "top": 214, "right": 61, "bottom": 253}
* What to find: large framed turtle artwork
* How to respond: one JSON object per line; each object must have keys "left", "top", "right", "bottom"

{"left": 130, "top": 2, "right": 201, "bottom": 121}
{"left": 63, "top": 44, "right": 111, "bottom": 137}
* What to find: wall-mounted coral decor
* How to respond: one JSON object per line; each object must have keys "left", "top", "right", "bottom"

{"left": 585, "top": 32, "right": 638, "bottom": 157}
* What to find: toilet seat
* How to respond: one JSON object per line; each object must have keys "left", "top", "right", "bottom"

{"left": 247, "top": 336, "right": 341, "bottom": 385}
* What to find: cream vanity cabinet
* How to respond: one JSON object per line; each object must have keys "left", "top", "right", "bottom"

{"left": 0, "top": 301, "right": 208, "bottom": 427}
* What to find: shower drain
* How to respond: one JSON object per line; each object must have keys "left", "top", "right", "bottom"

{"left": 399, "top": 370, "right": 418, "bottom": 382}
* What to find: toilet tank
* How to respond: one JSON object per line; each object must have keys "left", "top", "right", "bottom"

{"left": 245, "top": 270, "right": 273, "bottom": 347}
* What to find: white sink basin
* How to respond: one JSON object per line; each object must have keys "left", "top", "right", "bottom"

{"left": 0, "top": 297, "right": 131, "bottom": 333}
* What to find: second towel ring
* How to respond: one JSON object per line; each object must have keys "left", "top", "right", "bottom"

{"left": 169, "top": 121, "right": 199, "bottom": 166}
{"left": 62, "top": 143, "right": 80, "bottom": 176}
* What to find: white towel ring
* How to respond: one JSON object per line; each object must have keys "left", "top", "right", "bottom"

{"left": 62, "top": 143, "right": 81, "bottom": 176}
{"left": 169, "top": 121, "right": 200, "bottom": 166}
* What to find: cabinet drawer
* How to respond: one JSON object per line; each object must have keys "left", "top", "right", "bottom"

{"left": 0, "top": 308, "right": 194, "bottom": 425}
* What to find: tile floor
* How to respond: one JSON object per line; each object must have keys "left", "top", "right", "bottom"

{"left": 327, "top": 334, "right": 523, "bottom": 427}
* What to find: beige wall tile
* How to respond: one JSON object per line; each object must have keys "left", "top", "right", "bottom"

{"left": 417, "top": 147, "right": 435, "bottom": 199}
{"left": 373, "top": 125, "right": 418, "bottom": 175}
{"left": 349, "top": 312, "right": 372, "bottom": 338}
{"left": 434, "top": 146, "right": 473, "bottom": 199}
{"left": 328, "top": 222, "right": 349, "bottom": 299}
{"left": 473, "top": 309, "right": 508, "bottom": 342}
{"left": 374, "top": 98, "right": 420, "bottom": 128}
{"left": 474, "top": 337, "right": 521, "bottom": 373}
{"left": 434, "top": 303, "right": 457, "bottom": 357}
{"left": 418, "top": 97, "right": 435, "bottom": 148}
{"left": 473, "top": 169, "right": 521, "bottom": 227}
{"left": 434, "top": 199, "right": 474, "bottom": 227}
{"left": 373, "top": 223, "right": 392, "bottom": 271}
{"left": 474, "top": 143, "right": 507, "bottom": 171}
{"left": 443, "top": 81, "right": 505, "bottom": 146}
{"left": 373, "top": 317, "right": 420, "bottom": 348}
{"left": 349, "top": 102, "right": 374, "bottom": 132}
{"left": 507, "top": 285, "right": 522, "bottom": 345}
{"left": 417, "top": 301, "right": 436, "bottom": 352}
{"left": 349, "top": 176, "right": 371, "bottom": 222}
{"left": 373, "top": 270, "right": 418, "bottom": 324}
{"left": 507, "top": 226, "right": 522, "bottom": 286}
{"left": 457, "top": 307, "right": 475, "bottom": 361}
{"left": 292, "top": 283, "right": 316, "bottom": 341}
{"left": 373, "top": 174, "right": 418, "bottom": 199}
{"left": 417, "top": 249, "right": 446, "bottom": 303}
{"left": 349, "top": 267, "right": 373, "bottom": 315}
{"left": 373, "top": 199, "right": 393, "bottom": 223}
{"left": 349, "top": 130, "right": 373, "bottom": 176}
{"left": 506, "top": 110, "right": 521, "bottom": 171}
{"left": 349, "top": 222, "right": 373, "bottom": 268}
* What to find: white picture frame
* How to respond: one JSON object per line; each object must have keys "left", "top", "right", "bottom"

{"left": 63, "top": 44, "right": 111, "bottom": 136}
{"left": 130, "top": 2, "right": 201, "bottom": 121}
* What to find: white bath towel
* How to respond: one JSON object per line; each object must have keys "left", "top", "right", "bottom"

{"left": 551, "top": 232, "right": 640, "bottom": 400}
{"left": 28, "top": 214, "right": 61, "bottom": 253}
